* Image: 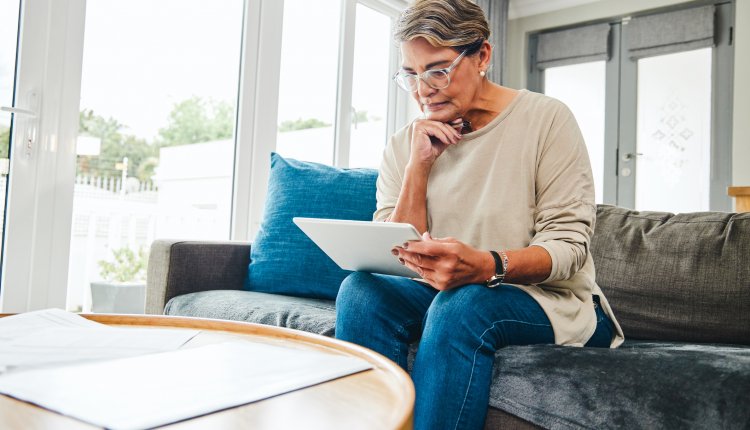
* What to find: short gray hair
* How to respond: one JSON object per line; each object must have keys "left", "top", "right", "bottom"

{"left": 394, "top": 0, "right": 489, "bottom": 54}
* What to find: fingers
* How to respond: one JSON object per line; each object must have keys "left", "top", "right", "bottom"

{"left": 400, "top": 255, "right": 436, "bottom": 279}
{"left": 415, "top": 120, "right": 462, "bottom": 146}
{"left": 402, "top": 238, "right": 456, "bottom": 257}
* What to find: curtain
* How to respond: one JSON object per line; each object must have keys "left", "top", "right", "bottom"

{"left": 476, "top": 0, "right": 509, "bottom": 84}
{"left": 536, "top": 23, "right": 611, "bottom": 69}
{"left": 626, "top": 5, "right": 715, "bottom": 59}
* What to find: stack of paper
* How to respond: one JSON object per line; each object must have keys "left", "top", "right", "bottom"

{"left": 0, "top": 309, "right": 375, "bottom": 430}
{"left": 0, "top": 308, "right": 199, "bottom": 373}
{"left": 0, "top": 342, "right": 374, "bottom": 430}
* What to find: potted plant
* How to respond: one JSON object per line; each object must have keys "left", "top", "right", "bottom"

{"left": 90, "top": 247, "right": 148, "bottom": 314}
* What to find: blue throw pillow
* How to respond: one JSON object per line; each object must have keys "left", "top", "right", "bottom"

{"left": 246, "top": 153, "right": 378, "bottom": 300}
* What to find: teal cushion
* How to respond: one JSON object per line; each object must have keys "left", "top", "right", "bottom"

{"left": 246, "top": 153, "right": 378, "bottom": 300}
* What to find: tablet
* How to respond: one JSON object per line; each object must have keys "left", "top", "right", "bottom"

{"left": 292, "top": 217, "right": 422, "bottom": 278}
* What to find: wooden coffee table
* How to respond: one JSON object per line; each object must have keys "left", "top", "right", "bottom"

{"left": 0, "top": 314, "right": 414, "bottom": 429}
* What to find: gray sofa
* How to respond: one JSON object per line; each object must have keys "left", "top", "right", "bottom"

{"left": 146, "top": 205, "right": 750, "bottom": 429}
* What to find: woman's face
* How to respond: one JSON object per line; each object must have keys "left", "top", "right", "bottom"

{"left": 399, "top": 37, "right": 486, "bottom": 123}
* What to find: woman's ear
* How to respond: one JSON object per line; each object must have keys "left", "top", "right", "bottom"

{"left": 478, "top": 40, "right": 492, "bottom": 73}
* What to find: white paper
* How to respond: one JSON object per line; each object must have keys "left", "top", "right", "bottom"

{"left": 0, "top": 309, "right": 199, "bottom": 372}
{"left": 0, "top": 341, "right": 374, "bottom": 430}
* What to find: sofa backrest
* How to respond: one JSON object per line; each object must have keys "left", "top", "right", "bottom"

{"left": 591, "top": 205, "right": 750, "bottom": 345}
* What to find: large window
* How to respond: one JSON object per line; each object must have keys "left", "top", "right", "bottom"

{"left": 349, "top": 4, "right": 392, "bottom": 168}
{"left": 275, "top": 0, "right": 342, "bottom": 165}
{"left": 68, "top": 0, "right": 243, "bottom": 312}
{"left": 0, "top": 0, "right": 407, "bottom": 313}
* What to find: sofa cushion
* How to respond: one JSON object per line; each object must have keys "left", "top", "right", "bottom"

{"left": 246, "top": 153, "right": 378, "bottom": 300}
{"left": 591, "top": 205, "right": 750, "bottom": 344}
{"left": 164, "top": 290, "right": 336, "bottom": 336}
{"left": 489, "top": 341, "right": 750, "bottom": 430}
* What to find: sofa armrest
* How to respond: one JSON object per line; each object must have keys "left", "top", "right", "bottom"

{"left": 145, "top": 239, "right": 252, "bottom": 315}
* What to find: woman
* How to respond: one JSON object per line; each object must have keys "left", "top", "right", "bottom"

{"left": 335, "top": 1, "right": 624, "bottom": 429}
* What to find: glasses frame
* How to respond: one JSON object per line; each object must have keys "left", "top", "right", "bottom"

{"left": 392, "top": 50, "right": 468, "bottom": 92}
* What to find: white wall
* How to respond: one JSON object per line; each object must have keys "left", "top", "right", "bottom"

{"left": 734, "top": 0, "right": 750, "bottom": 186}
{"left": 505, "top": 0, "right": 750, "bottom": 190}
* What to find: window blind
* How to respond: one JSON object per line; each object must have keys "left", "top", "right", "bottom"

{"left": 626, "top": 5, "right": 715, "bottom": 59}
{"left": 536, "top": 23, "right": 610, "bottom": 69}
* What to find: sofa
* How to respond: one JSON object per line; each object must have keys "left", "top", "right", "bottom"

{"left": 145, "top": 155, "right": 750, "bottom": 429}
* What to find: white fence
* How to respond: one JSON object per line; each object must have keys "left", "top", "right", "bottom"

{"left": 67, "top": 175, "right": 160, "bottom": 312}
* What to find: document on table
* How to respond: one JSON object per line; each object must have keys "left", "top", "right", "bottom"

{"left": 0, "top": 308, "right": 199, "bottom": 373}
{"left": 0, "top": 341, "right": 374, "bottom": 430}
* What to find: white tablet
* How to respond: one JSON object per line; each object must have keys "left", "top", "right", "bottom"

{"left": 292, "top": 217, "right": 422, "bottom": 278}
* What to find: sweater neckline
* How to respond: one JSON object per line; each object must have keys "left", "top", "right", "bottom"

{"left": 458, "top": 89, "right": 527, "bottom": 142}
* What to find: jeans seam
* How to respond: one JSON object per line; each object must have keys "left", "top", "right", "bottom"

{"left": 396, "top": 319, "right": 420, "bottom": 369}
{"left": 453, "top": 319, "right": 552, "bottom": 430}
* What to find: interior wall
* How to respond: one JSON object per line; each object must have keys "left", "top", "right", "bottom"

{"left": 733, "top": 0, "right": 750, "bottom": 187}
{"left": 505, "top": 0, "right": 750, "bottom": 191}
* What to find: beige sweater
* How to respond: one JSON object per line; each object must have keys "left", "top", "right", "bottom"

{"left": 374, "top": 89, "right": 624, "bottom": 347}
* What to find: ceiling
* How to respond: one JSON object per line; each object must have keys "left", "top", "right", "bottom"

{"left": 508, "top": 0, "right": 603, "bottom": 19}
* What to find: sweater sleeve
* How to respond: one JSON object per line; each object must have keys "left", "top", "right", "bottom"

{"left": 529, "top": 102, "right": 597, "bottom": 283}
{"left": 373, "top": 134, "right": 402, "bottom": 222}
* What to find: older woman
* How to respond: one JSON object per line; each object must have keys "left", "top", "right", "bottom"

{"left": 335, "top": 0, "right": 624, "bottom": 429}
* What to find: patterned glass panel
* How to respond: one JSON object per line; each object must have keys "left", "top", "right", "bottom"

{"left": 635, "top": 48, "right": 712, "bottom": 213}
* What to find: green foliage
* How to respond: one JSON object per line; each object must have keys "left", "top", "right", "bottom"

{"left": 97, "top": 247, "right": 148, "bottom": 283}
{"left": 0, "top": 125, "right": 9, "bottom": 159}
{"left": 78, "top": 97, "right": 234, "bottom": 183}
{"left": 352, "top": 109, "right": 369, "bottom": 124}
{"left": 156, "top": 97, "right": 234, "bottom": 146}
{"left": 78, "top": 110, "right": 156, "bottom": 181}
{"left": 278, "top": 117, "right": 330, "bottom": 133}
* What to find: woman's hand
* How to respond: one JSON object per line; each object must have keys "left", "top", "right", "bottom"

{"left": 393, "top": 232, "right": 494, "bottom": 291}
{"left": 409, "top": 118, "right": 464, "bottom": 167}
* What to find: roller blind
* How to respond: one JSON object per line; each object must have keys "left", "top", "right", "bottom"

{"left": 626, "top": 5, "right": 715, "bottom": 59}
{"left": 536, "top": 23, "right": 610, "bottom": 69}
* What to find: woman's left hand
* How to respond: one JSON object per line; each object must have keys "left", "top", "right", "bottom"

{"left": 394, "top": 233, "right": 494, "bottom": 291}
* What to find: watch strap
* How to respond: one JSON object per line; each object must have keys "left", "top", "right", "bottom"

{"left": 486, "top": 250, "right": 507, "bottom": 288}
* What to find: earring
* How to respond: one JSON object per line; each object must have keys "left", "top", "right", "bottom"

{"left": 479, "top": 70, "right": 486, "bottom": 77}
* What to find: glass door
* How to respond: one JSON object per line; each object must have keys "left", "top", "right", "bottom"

{"left": 0, "top": 0, "right": 21, "bottom": 289}
{"left": 632, "top": 48, "right": 712, "bottom": 213}
{"left": 69, "top": 0, "right": 244, "bottom": 313}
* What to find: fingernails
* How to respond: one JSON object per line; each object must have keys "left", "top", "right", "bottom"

{"left": 398, "top": 258, "right": 405, "bottom": 265}
{"left": 391, "top": 248, "right": 398, "bottom": 256}
{"left": 402, "top": 242, "right": 409, "bottom": 249}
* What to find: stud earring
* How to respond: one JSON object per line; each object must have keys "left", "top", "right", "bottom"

{"left": 479, "top": 70, "right": 486, "bottom": 77}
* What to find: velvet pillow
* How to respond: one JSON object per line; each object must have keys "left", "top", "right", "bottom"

{"left": 245, "top": 153, "right": 378, "bottom": 300}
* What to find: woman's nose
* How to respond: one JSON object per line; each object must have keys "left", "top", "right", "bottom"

{"left": 416, "top": 78, "right": 436, "bottom": 99}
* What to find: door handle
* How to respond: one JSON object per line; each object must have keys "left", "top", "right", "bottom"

{"left": 621, "top": 152, "right": 643, "bottom": 162}
{"left": 1, "top": 90, "right": 40, "bottom": 160}
{"left": 0, "top": 106, "right": 37, "bottom": 118}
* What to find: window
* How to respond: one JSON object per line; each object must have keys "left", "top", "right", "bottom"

{"left": 544, "top": 62, "right": 606, "bottom": 203}
{"left": 349, "top": 4, "right": 392, "bottom": 168}
{"left": 68, "top": 0, "right": 244, "bottom": 312}
{"left": 0, "top": 0, "right": 408, "bottom": 313}
{"left": 275, "top": 0, "right": 342, "bottom": 165}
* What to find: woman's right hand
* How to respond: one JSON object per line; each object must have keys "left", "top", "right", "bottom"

{"left": 409, "top": 118, "right": 463, "bottom": 168}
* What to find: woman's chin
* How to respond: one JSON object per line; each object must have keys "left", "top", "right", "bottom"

{"left": 423, "top": 109, "right": 456, "bottom": 123}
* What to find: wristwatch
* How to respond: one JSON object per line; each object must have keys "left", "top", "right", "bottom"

{"left": 486, "top": 250, "right": 508, "bottom": 288}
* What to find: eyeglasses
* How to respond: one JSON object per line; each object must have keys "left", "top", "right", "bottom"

{"left": 392, "top": 50, "right": 467, "bottom": 92}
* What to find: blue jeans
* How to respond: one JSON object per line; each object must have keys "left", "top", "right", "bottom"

{"left": 335, "top": 272, "right": 614, "bottom": 430}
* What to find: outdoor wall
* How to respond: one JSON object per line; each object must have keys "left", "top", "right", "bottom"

{"left": 505, "top": 0, "right": 750, "bottom": 190}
